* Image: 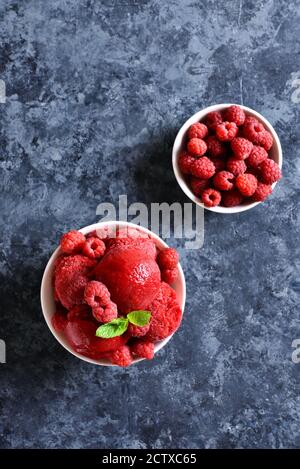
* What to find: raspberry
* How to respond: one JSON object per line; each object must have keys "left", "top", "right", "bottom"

{"left": 210, "top": 158, "right": 226, "bottom": 172}
{"left": 161, "top": 268, "right": 178, "bottom": 284}
{"left": 259, "top": 130, "right": 273, "bottom": 151}
{"left": 131, "top": 340, "right": 155, "bottom": 360}
{"left": 231, "top": 137, "right": 253, "bottom": 160}
{"left": 252, "top": 182, "right": 273, "bottom": 202}
{"left": 243, "top": 116, "right": 259, "bottom": 126}
{"left": 227, "top": 157, "right": 247, "bottom": 176}
{"left": 128, "top": 322, "right": 150, "bottom": 338}
{"left": 82, "top": 237, "right": 106, "bottom": 259}
{"left": 236, "top": 173, "right": 258, "bottom": 197}
{"left": 191, "top": 156, "right": 215, "bottom": 179}
{"left": 205, "top": 135, "right": 227, "bottom": 158}
{"left": 178, "top": 151, "right": 195, "bottom": 174}
{"left": 216, "top": 121, "right": 238, "bottom": 141}
{"left": 54, "top": 255, "right": 96, "bottom": 309}
{"left": 188, "top": 122, "right": 208, "bottom": 140}
{"left": 52, "top": 311, "right": 67, "bottom": 333}
{"left": 190, "top": 177, "right": 210, "bottom": 196}
{"left": 247, "top": 145, "right": 268, "bottom": 167}
{"left": 243, "top": 120, "right": 265, "bottom": 144}
{"left": 201, "top": 188, "right": 222, "bottom": 207}
{"left": 60, "top": 230, "right": 86, "bottom": 254}
{"left": 146, "top": 282, "right": 182, "bottom": 341}
{"left": 109, "top": 345, "right": 133, "bottom": 367}
{"left": 224, "top": 105, "right": 245, "bottom": 126}
{"left": 222, "top": 189, "right": 244, "bottom": 207}
{"left": 187, "top": 138, "right": 207, "bottom": 157}
{"left": 84, "top": 280, "right": 111, "bottom": 309}
{"left": 92, "top": 301, "right": 118, "bottom": 323}
{"left": 213, "top": 171, "right": 235, "bottom": 191}
{"left": 205, "top": 111, "right": 223, "bottom": 130}
{"left": 67, "top": 304, "right": 91, "bottom": 321}
{"left": 260, "top": 159, "right": 282, "bottom": 184}
{"left": 157, "top": 248, "right": 179, "bottom": 270}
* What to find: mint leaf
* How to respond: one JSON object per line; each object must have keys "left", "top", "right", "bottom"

{"left": 127, "top": 310, "right": 151, "bottom": 327}
{"left": 95, "top": 318, "right": 128, "bottom": 339}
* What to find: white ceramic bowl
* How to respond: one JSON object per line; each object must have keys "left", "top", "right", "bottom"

{"left": 172, "top": 103, "right": 283, "bottom": 214}
{"left": 40, "top": 221, "right": 186, "bottom": 366}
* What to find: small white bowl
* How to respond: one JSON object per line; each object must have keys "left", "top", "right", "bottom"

{"left": 40, "top": 221, "right": 186, "bottom": 366}
{"left": 172, "top": 103, "right": 283, "bottom": 214}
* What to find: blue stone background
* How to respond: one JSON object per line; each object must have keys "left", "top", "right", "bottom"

{"left": 0, "top": 0, "right": 299, "bottom": 449}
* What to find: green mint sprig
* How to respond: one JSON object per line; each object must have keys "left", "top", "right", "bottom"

{"left": 95, "top": 310, "right": 151, "bottom": 339}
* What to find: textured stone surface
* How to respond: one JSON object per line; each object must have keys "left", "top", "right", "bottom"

{"left": 0, "top": 0, "right": 300, "bottom": 449}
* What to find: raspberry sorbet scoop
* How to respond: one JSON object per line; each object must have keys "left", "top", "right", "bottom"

{"left": 93, "top": 243, "right": 161, "bottom": 314}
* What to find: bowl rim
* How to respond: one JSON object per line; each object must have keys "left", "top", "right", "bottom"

{"left": 40, "top": 220, "right": 186, "bottom": 366}
{"left": 172, "top": 103, "right": 283, "bottom": 214}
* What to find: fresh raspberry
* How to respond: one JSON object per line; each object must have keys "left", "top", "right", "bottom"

{"left": 236, "top": 173, "right": 258, "bottom": 197}
{"left": 230, "top": 137, "right": 253, "bottom": 160}
{"left": 52, "top": 311, "right": 67, "bottom": 333}
{"left": 252, "top": 182, "right": 273, "bottom": 202}
{"left": 82, "top": 237, "right": 106, "bottom": 259}
{"left": 157, "top": 248, "right": 179, "bottom": 270}
{"left": 128, "top": 322, "right": 150, "bottom": 338}
{"left": 222, "top": 189, "right": 244, "bottom": 207}
{"left": 205, "top": 111, "right": 223, "bottom": 130}
{"left": 60, "top": 230, "right": 86, "bottom": 254}
{"left": 201, "top": 188, "right": 222, "bottom": 207}
{"left": 188, "top": 122, "right": 208, "bottom": 140}
{"left": 146, "top": 282, "right": 182, "bottom": 341}
{"left": 191, "top": 157, "right": 215, "bottom": 179}
{"left": 260, "top": 159, "right": 282, "bottom": 184}
{"left": 67, "top": 304, "right": 91, "bottom": 321}
{"left": 131, "top": 340, "right": 155, "bottom": 360}
{"left": 84, "top": 280, "right": 111, "bottom": 309}
{"left": 161, "top": 268, "right": 178, "bottom": 284}
{"left": 247, "top": 145, "right": 268, "bottom": 167}
{"left": 92, "top": 301, "right": 118, "bottom": 323}
{"left": 190, "top": 177, "right": 210, "bottom": 196}
{"left": 187, "top": 138, "right": 207, "bottom": 157}
{"left": 54, "top": 255, "right": 96, "bottom": 309}
{"left": 243, "top": 116, "right": 260, "bottom": 127}
{"left": 259, "top": 130, "right": 273, "bottom": 151}
{"left": 227, "top": 157, "right": 247, "bottom": 176}
{"left": 243, "top": 120, "right": 265, "bottom": 144}
{"left": 205, "top": 135, "right": 227, "bottom": 158}
{"left": 213, "top": 171, "right": 235, "bottom": 191}
{"left": 109, "top": 345, "right": 133, "bottom": 367}
{"left": 224, "top": 105, "right": 245, "bottom": 126}
{"left": 178, "top": 151, "right": 195, "bottom": 174}
{"left": 216, "top": 121, "right": 238, "bottom": 141}
{"left": 210, "top": 158, "right": 226, "bottom": 172}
